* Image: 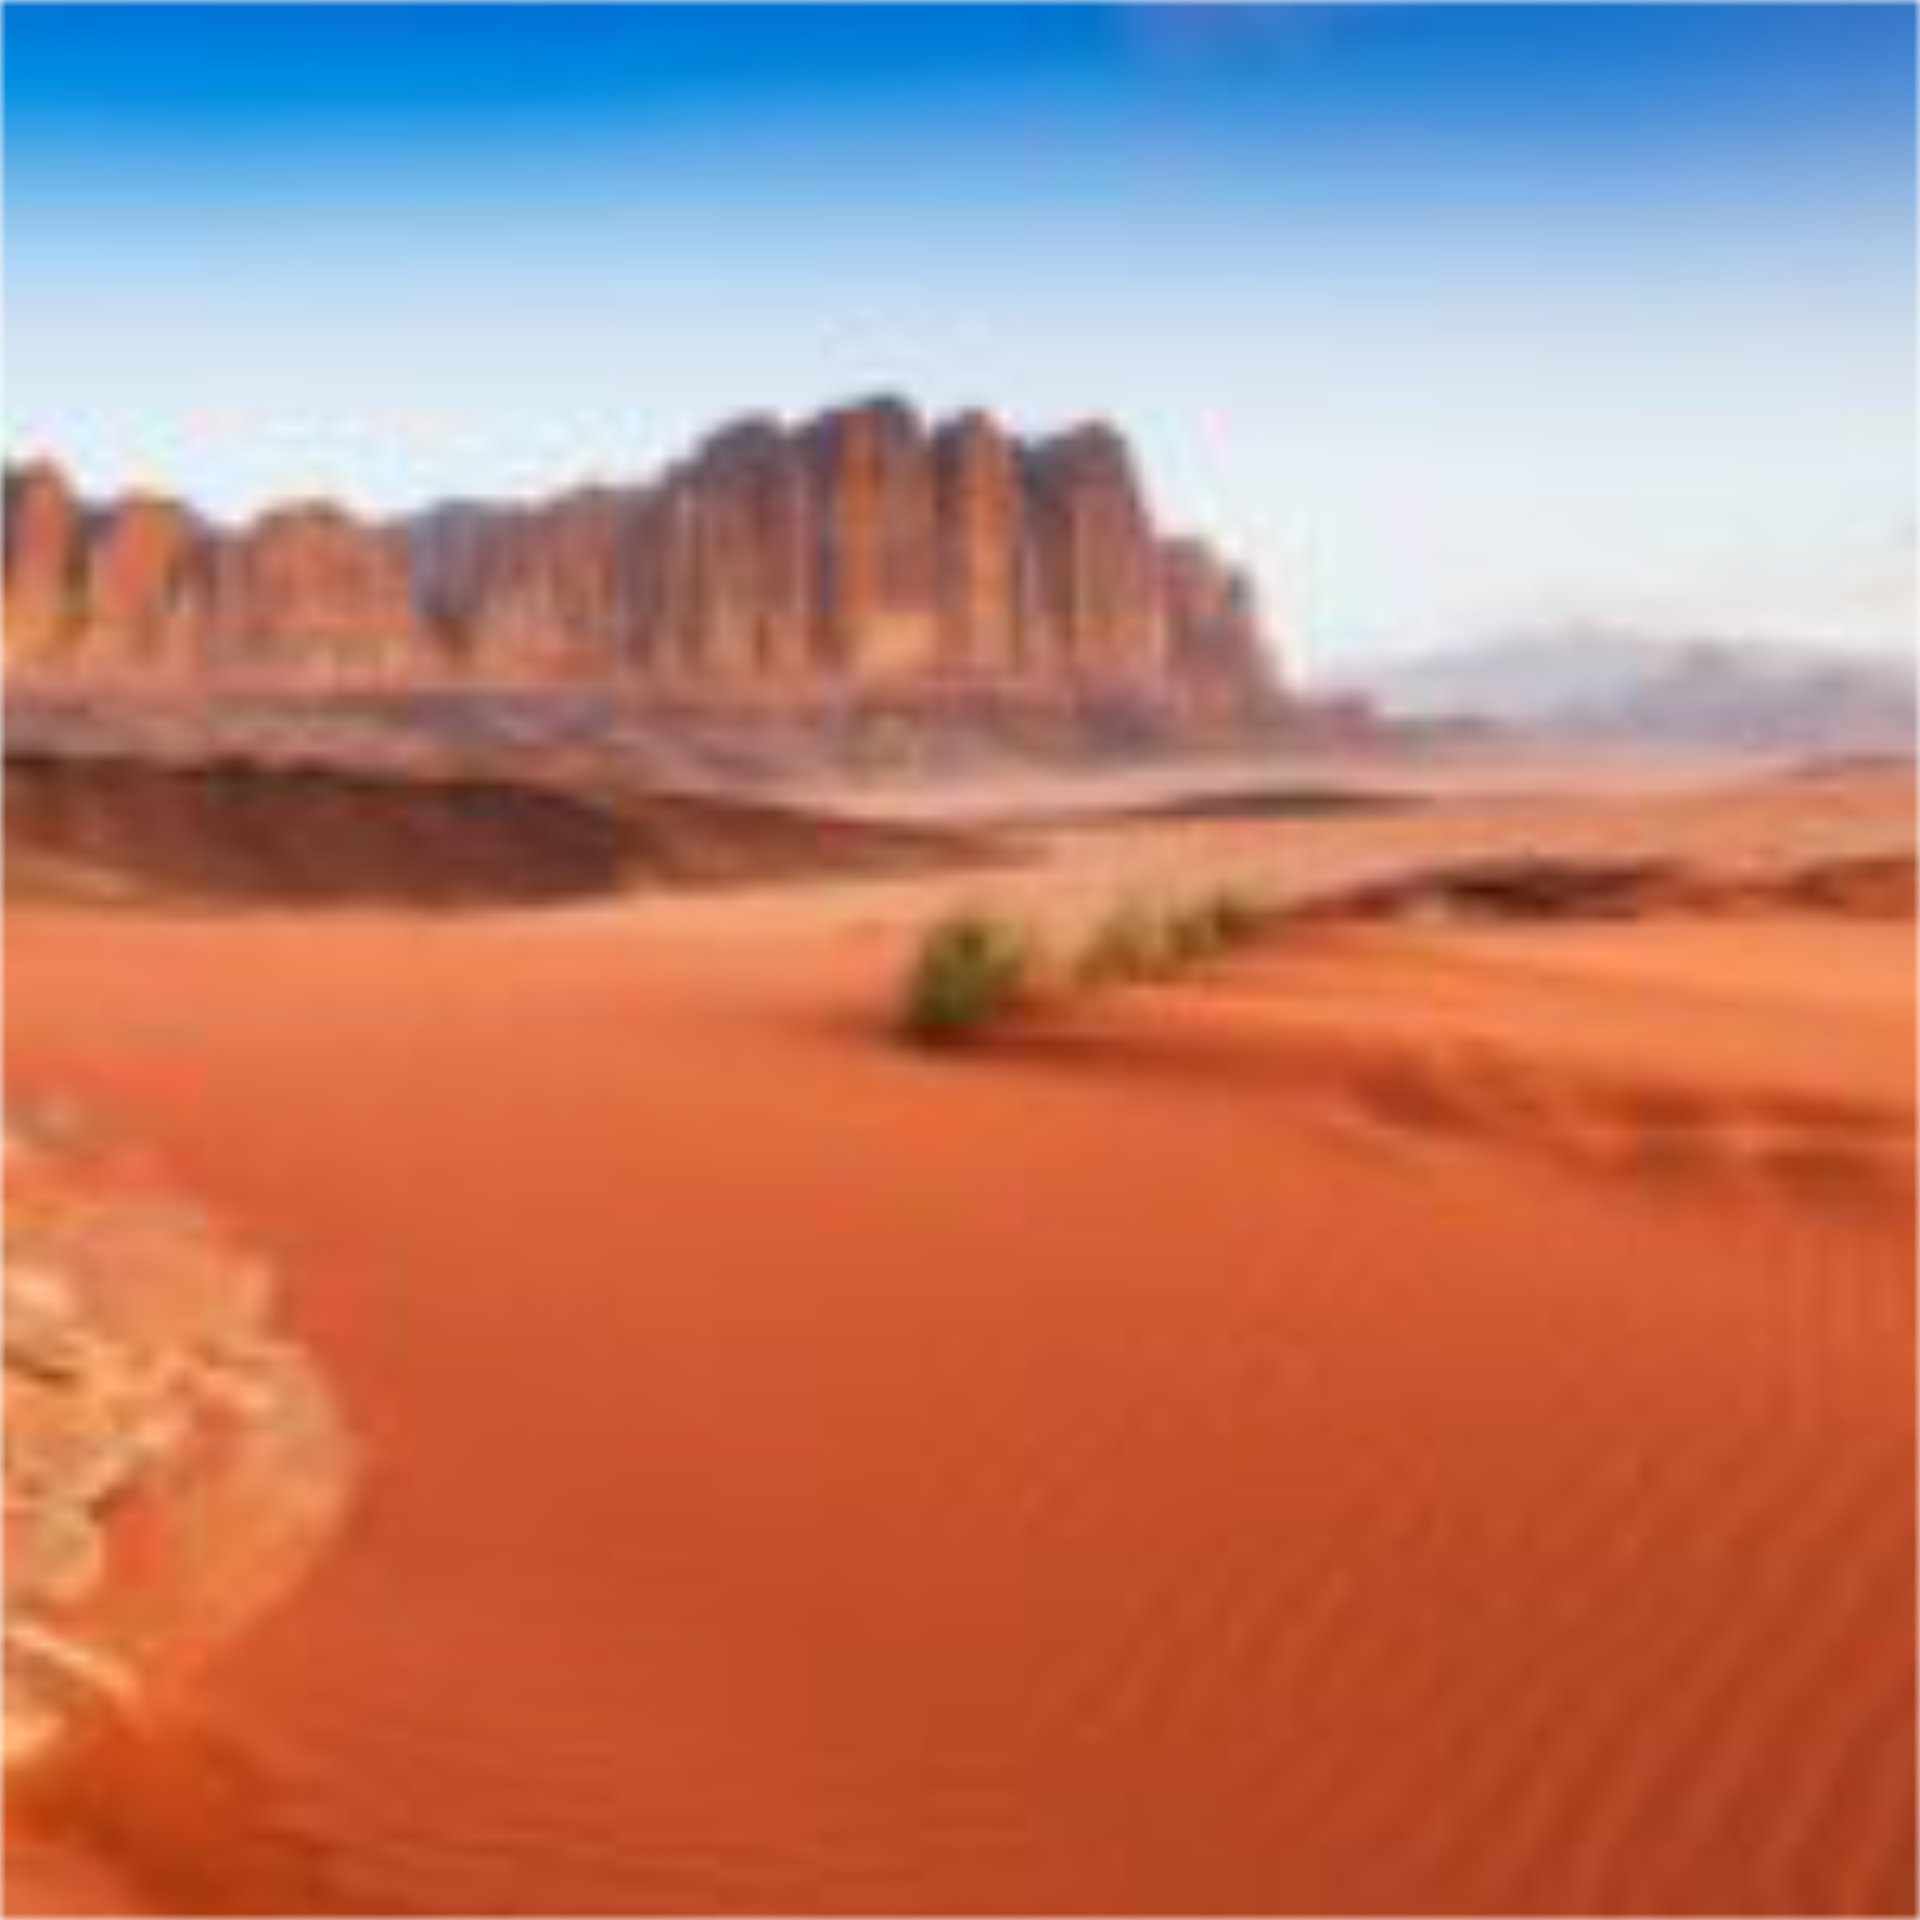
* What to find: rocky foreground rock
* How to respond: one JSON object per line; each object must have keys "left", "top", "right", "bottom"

{"left": 5, "top": 400, "right": 1279, "bottom": 722}
{"left": 5, "top": 1116, "right": 353, "bottom": 1769}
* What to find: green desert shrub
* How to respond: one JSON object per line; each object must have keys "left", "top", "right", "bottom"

{"left": 1188, "top": 887, "right": 1271, "bottom": 951}
{"left": 1081, "top": 888, "right": 1274, "bottom": 985}
{"left": 1076, "top": 898, "right": 1178, "bottom": 986}
{"left": 1160, "top": 907, "right": 1218, "bottom": 967}
{"left": 899, "top": 910, "right": 1036, "bottom": 1047}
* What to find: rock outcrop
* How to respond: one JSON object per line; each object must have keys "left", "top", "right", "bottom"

{"left": 3, "top": 462, "right": 84, "bottom": 666}
{"left": 4, "top": 400, "right": 1279, "bottom": 717}
{"left": 6, "top": 1111, "right": 354, "bottom": 1770}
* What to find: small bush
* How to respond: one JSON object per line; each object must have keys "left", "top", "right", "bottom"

{"left": 1166, "top": 907, "right": 1229, "bottom": 965}
{"left": 1080, "top": 888, "right": 1273, "bottom": 986}
{"left": 1076, "top": 899, "right": 1178, "bottom": 986}
{"left": 1192, "top": 888, "right": 1271, "bottom": 949}
{"left": 899, "top": 911, "right": 1035, "bottom": 1047}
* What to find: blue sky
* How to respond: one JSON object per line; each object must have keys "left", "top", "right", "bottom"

{"left": 6, "top": 4, "right": 1914, "bottom": 668}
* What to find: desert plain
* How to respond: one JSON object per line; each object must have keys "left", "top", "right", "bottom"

{"left": 4, "top": 749, "right": 1914, "bottom": 1915}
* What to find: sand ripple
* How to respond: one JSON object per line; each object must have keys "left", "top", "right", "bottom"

{"left": 4, "top": 856, "right": 1911, "bottom": 1912}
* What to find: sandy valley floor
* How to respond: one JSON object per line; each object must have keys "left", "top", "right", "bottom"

{"left": 5, "top": 761, "right": 1914, "bottom": 1914}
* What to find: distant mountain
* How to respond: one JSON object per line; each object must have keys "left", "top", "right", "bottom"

{"left": 1338, "top": 630, "right": 1916, "bottom": 755}
{"left": 3, "top": 399, "right": 1278, "bottom": 730}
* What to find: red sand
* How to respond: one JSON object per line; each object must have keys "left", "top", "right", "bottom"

{"left": 5, "top": 777, "right": 1914, "bottom": 1914}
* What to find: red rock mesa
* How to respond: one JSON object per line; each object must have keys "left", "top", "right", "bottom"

{"left": 4, "top": 400, "right": 1278, "bottom": 720}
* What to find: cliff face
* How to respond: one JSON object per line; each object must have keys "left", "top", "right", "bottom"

{"left": 4, "top": 400, "right": 1278, "bottom": 714}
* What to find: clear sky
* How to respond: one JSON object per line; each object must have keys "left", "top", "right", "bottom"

{"left": 5, "top": 3, "right": 1914, "bottom": 670}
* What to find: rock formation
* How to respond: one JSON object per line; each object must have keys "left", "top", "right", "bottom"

{"left": 4, "top": 400, "right": 1279, "bottom": 717}
{"left": 3, "top": 462, "right": 84, "bottom": 666}
{"left": 5, "top": 1110, "right": 354, "bottom": 1770}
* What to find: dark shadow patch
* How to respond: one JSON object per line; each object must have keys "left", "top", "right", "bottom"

{"left": 5, "top": 751, "right": 1001, "bottom": 911}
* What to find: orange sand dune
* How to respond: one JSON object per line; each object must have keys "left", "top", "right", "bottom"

{"left": 5, "top": 778, "right": 1914, "bottom": 1915}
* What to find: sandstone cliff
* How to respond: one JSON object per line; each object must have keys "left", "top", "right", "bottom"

{"left": 4, "top": 400, "right": 1278, "bottom": 716}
